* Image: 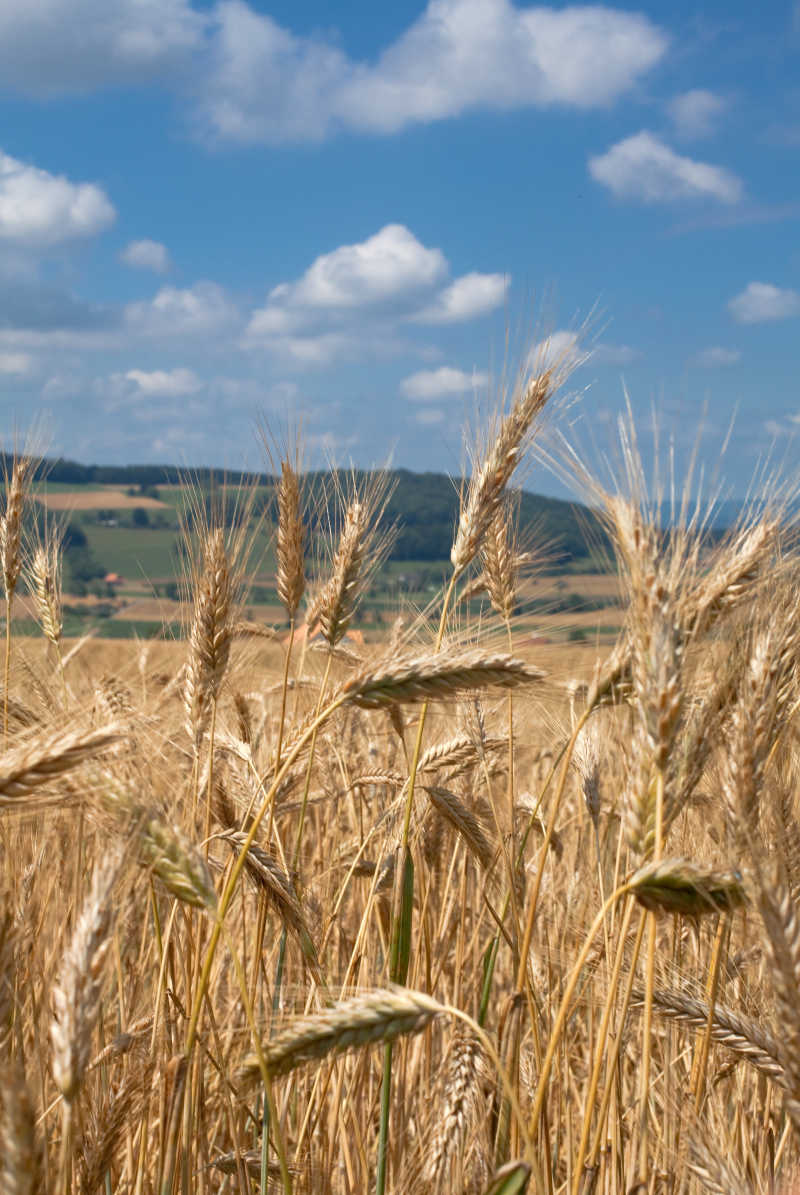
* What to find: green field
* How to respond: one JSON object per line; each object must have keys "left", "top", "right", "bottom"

{"left": 81, "top": 526, "right": 179, "bottom": 580}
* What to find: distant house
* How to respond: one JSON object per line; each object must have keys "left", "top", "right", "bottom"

{"left": 285, "top": 623, "right": 364, "bottom": 649}
{"left": 104, "top": 573, "right": 124, "bottom": 586}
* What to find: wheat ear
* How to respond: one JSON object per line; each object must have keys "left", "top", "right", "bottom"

{"left": 1, "top": 453, "right": 35, "bottom": 740}
{"left": 342, "top": 649, "right": 544, "bottom": 709}
{"left": 0, "top": 724, "right": 121, "bottom": 804}
{"left": 425, "top": 1030, "right": 487, "bottom": 1190}
{"left": 51, "top": 851, "right": 120, "bottom": 1101}
{"left": 183, "top": 528, "right": 233, "bottom": 746}
{"left": 451, "top": 368, "right": 555, "bottom": 574}
{"left": 645, "top": 987, "right": 784, "bottom": 1085}
{"left": 29, "top": 540, "right": 63, "bottom": 649}
{"left": 237, "top": 987, "right": 442, "bottom": 1082}
{"left": 628, "top": 857, "right": 745, "bottom": 918}
{"left": 276, "top": 456, "right": 305, "bottom": 620}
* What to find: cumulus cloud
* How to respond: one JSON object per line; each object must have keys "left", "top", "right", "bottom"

{"left": 125, "top": 281, "right": 239, "bottom": 336}
{"left": 197, "top": 0, "right": 668, "bottom": 143}
{"left": 0, "top": 0, "right": 204, "bottom": 95}
{"left": 267, "top": 332, "right": 357, "bottom": 366}
{"left": 728, "top": 282, "right": 800, "bottom": 324}
{"left": 589, "top": 131, "right": 743, "bottom": 204}
{"left": 668, "top": 89, "right": 727, "bottom": 138}
{"left": 0, "top": 150, "right": 115, "bottom": 247}
{"left": 691, "top": 346, "right": 741, "bottom": 367}
{"left": 124, "top": 367, "right": 203, "bottom": 397}
{"left": 121, "top": 239, "right": 171, "bottom": 273}
{"left": 245, "top": 225, "right": 503, "bottom": 361}
{"left": 277, "top": 224, "right": 446, "bottom": 310}
{"left": 412, "top": 272, "right": 507, "bottom": 324}
{"left": 0, "top": 1, "right": 667, "bottom": 144}
{"left": 400, "top": 365, "right": 488, "bottom": 401}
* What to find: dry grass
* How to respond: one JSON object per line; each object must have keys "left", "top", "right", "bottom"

{"left": 2, "top": 373, "right": 800, "bottom": 1195}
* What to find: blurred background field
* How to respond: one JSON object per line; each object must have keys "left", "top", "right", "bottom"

{"left": 23, "top": 465, "right": 622, "bottom": 648}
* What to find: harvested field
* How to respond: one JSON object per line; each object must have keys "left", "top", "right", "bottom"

{"left": 35, "top": 487, "right": 168, "bottom": 510}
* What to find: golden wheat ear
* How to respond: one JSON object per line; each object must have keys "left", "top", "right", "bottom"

{"left": 450, "top": 346, "right": 576, "bottom": 578}
{"left": 183, "top": 527, "right": 233, "bottom": 746}
{"left": 50, "top": 849, "right": 122, "bottom": 1102}
{"left": 237, "top": 987, "right": 443, "bottom": 1082}
{"left": 276, "top": 455, "right": 306, "bottom": 621}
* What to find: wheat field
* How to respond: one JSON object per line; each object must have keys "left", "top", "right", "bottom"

{"left": 1, "top": 364, "right": 798, "bottom": 1195}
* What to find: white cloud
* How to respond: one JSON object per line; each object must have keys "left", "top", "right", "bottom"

{"left": 0, "top": 1, "right": 667, "bottom": 144}
{"left": 125, "top": 281, "right": 239, "bottom": 336}
{"left": 589, "top": 131, "right": 743, "bottom": 204}
{"left": 400, "top": 365, "right": 488, "bottom": 401}
{"left": 728, "top": 282, "right": 800, "bottom": 324}
{"left": 668, "top": 89, "right": 727, "bottom": 138}
{"left": 124, "top": 367, "right": 203, "bottom": 397}
{"left": 692, "top": 346, "right": 741, "bottom": 367}
{"left": 0, "top": 0, "right": 204, "bottom": 95}
{"left": 245, "top": 224, "right": 508, "bottom": 365}
{"left": 245, "top": 224, "right": 453, "bottom": 356}
{"left": 271, "top": 332, "right": 357, "bottom": 366}
{"left": 412, "top": 272, "right": 507, "bottom": 324}
{"left": 198, "top": 0, "right": 668, "bottom": 143}
{"left": 0, "top": 150, "right": 115, "bottom": 247}
{"left": 0, "top": 351, "right": 33, "bottom": 374}
{"left": 282, "top": 224, "right": 447, "bottom": 309}
{"left": 121, "top": 239, "right": 171, "bottom": 273}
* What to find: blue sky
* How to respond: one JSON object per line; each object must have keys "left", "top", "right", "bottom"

{"left": 0, "top": 0, "right": 798, "bottom": 496}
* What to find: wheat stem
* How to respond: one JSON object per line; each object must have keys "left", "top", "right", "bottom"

{"left": 376, "top": 567, "right": 458, "bottom": 1195}
{"left": 528, "top": 879, "right": 633, "bottom": 1146}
